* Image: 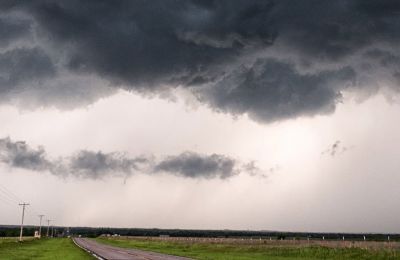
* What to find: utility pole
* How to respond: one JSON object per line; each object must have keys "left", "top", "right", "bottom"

{"left": 46, "top": 219, "right": 52, "bottom": 237}
{"left": 51, "top": 225, "right": 54, "bottom": 237}
{"left": 19, "top": 203, "right": 29, "bottom": 242}
{"left": 38, "top": 215, "right": 44, "bottom": 238}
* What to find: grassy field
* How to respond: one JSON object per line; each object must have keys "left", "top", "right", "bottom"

{"left": 95, "top": 237, "right": 400, "bottom": 260}
{"left": 0, "top": 237, "right": 94, "bottom": 260}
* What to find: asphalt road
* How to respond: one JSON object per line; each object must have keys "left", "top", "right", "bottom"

{"left": 73, "top": 237, "right": 192, "bottom": 260}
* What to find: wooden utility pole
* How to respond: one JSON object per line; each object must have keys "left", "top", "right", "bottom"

{"left": 46, "top": 219, "right": 52, "bottom": 237}
{"left": 19, "top": 203, "right": 29, "bottom": 242}
{"left": 38, "top": 215, "right": 44, "bottom": 238}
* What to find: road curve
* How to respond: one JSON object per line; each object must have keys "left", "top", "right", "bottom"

{"left": 73, "top": 237, "right": 192, "bottom": 260}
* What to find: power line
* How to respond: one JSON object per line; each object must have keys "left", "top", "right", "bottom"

{"left": 0, "top": 188, "right": 19, "bottom": 204}
{"left": 0, "top": 193, "right": 16, "bottom": 207}
{"left": 0, "top": 184, "right": 40, "bottom": 217}
{"left": 0, "top": 184, "right": 44, "bottom": 223}
{"left": 0, "top": 184, "right": 40, "bottom": 214}
{"left": 25, "top": 206, "right": 41, "bottom": 218}
{"left": 0, "top": 183, "right": 22, "bottom": 202}
{"left": 0, "top": 183, "right": 52, "bottom": 233}
{"left": 0, "top": 185, "right": 20, "bottom": 201}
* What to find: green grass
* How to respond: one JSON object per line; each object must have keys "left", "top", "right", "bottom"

{"left": 95, "top": 237, "right": 400, "bottom": 260}
{"left": 0, "top": 238, "right": 94, "bottom": 260}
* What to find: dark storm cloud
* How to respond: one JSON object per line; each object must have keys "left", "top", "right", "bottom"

{"left": 0, "top": 17, "right": 31, "bottom": 47}
{"left": 0, "top": 138, "right": 255, "bottom": 179}
{"left": 1, "top": 0, "right": 400, "bottom": 122}
{"left": 18, "top": 0, "right": 276, "bottom": 89}
{"left": 364, "top": 49, "right": 400, "bottom": 68}
{"left": 0, "top": 47, "right": 55, "bottom": 91}
{"left": 197, "top": 58, "right": 355, "bottom": 122}
{"left": 155, "top": 152, "right": 237, "bottom": 179}
{"left": 0, "top": 137, "right": 51, "bottom": 171}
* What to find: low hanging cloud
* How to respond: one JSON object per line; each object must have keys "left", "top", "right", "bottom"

{"left": 1, "top": 1, "right": 400, "bottom": 122}
{"left": 0, "top": 138, "right": 51, "bottom": 171}
{"left": 67, "top": 151, "right": 149, "bottom": 179}
{"left": 155, "top": 152, "right": 237, "bottom": 179}
{"left": 0, "top": 137, "right": 260, "bottom": 180}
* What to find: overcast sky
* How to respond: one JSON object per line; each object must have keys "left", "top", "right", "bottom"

{"left": 0, "top": 0, "right": 400, "bottom": 233}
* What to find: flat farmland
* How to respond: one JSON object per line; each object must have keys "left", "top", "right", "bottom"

{"left": 95, "top": 236, "right": 400, "bottom": 260}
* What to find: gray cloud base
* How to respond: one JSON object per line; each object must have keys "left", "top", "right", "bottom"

{"left": 67, "top": 150, "right": 148, "bottom": 179}
{"left": 0, "top": 137, "right": 252, "bottom": 180}
{"left": 197, "top": 59, "right": 355, "bottom": 122}
{"left": 1, "top": 1, "right": 400, "bottom": 122}
{"left": 155, "top": 152, "right": 237, "bottom": 179}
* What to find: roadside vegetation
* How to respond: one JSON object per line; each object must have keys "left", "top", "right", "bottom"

{"left": 0, "top": 238, "right": 94, "bottom": 260}
{"left": 95, "top": 237, "right": 400, "bottom": 260}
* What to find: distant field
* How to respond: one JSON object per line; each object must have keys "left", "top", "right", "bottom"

{"left": 0, "top": 237, "right": 94, "bottom": 260}
{"left": 95, "top": 236, "right": 400, "bottom": 260}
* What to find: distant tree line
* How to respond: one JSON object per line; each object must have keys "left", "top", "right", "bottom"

{"left": 0, "top": 225, "right": 398, "bottom": 241}
{"left": 0, "top": 226, "right": 35, "bottom": 237}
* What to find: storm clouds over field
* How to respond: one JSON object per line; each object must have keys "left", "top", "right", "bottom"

{"left": 1, "top": 1, "right": 400, "bottom": 120}
{"left": 0, "top": 1, "right": 400, "bottom": 232}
